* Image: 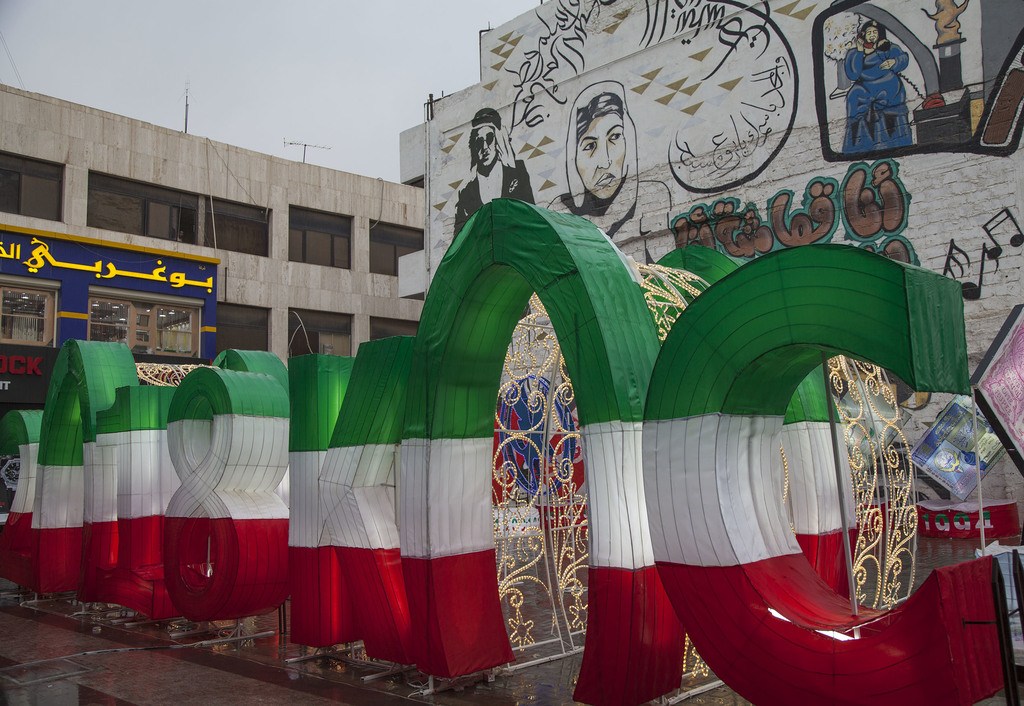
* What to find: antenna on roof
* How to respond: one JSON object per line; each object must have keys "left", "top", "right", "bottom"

{"left": 183, "top": 81, "right": 190, "bottom": 134}
{"left": 284, "top": 140, "right": 331, "bottom": 164}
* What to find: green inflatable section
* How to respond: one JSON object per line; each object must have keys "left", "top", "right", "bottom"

{"left": 330, "top": 336, "right": 414, "bottom": 449}
{"left": 214, "top": 349, "right": 289, "bottom": 391}
{"left": 407, "top": 199, "right": 660, "bottom": 439}
{"left": 0, "top": 409, "right": 43, "bottom": 454}
{"left": 38, "top": 341, "right": 138, "bottom": 466}
{"left": 647, "top": 245, "right": 969, "bottom": 421}
{"left": 289, "top": 355, "right": 354, "bottom": 453}
{"left": 169, "top": 367, "right": 290, "bottom": 424}
{"left": 784, "top": 366, "right": 831, "bottom": 425}
{"left": 656, "top": 245, "right": 740, "bottom": 287}
{"left": 96, "top": 387, "right": 177, "bottom": 435}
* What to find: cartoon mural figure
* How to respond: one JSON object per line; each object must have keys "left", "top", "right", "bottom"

{"left": 551, "top": 81, "right": 670, "bottom": 241}
{"left": 844, "top": 20, "right": 913, "bottom": 152}
{"left": 453, "top": 108, "right": 534, "bottom": 235}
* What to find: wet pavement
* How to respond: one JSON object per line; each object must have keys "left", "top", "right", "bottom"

{"left": 0, "top": 536, "right": 1019, "bottom": 705}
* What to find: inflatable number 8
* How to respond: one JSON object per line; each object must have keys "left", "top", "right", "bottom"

{"left": 163, "top": 367, "right": 290, "bottom": 621}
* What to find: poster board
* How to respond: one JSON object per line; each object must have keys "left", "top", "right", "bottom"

{"left": 972, "top": 304, "right": 1024, "bottom": 475}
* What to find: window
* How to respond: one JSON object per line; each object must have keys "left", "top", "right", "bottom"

{"left": 89, "top": 294, "right": 199, "bottom": 357}
{"left": 216, "top": 303, "right": 269, "bottom": 354}
{"left": 87, "top": 173, "right": 198, "bottom": 243}
{"left": 369, "top": 222, "right": 424, "bottom": 276}
{"left": 204, "top": 199, "right": 269, "bottom": 257}
{"left": 289, "top": 207, "right": 351, "bottom": 269}
{"left": 0, "top": 152, "right": 62, "bottom": 221}
{"left": 0, "top": 286, "right": 54, "bottom": 346}
{"left": 369, "top": 316, "right": 418, "bottom": 341}
{"left": 288, "top": 308, "right": 351, "bottom": 357}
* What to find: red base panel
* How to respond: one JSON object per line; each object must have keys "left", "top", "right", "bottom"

{"left": 164, "top": 516, "right": 288, "bottom": 622}
{"left": 402, "top": 550, "right": 514, "bottom": 678}
{"left": 656, "top": 553, "right": 1002, "bottom": 705}
{"left": 289, "top": 545, "right": 356, "bottom": 648}
{"left": 574, "top": 564, "right": 685, "bottom": 706}
{"left": 32, "top": 525, "right": 83, "bottom": 593}
{"left": 337, "top": 546, "right": 412, "bottom": 664}
{"left": 78, "top": 520, "right": 118, "bottom": 602}
{"left": 0, "top": 511, "right": 33, "bottom": 588}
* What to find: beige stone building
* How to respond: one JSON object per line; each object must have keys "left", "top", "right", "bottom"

{"left": 0, "top": 82, "right": 423, "bottom": 385}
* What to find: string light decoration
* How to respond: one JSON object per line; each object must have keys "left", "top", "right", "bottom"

{"left": 635, "top": 263, "right": 709, "bottom": 342}
{"left": 826, "top": 355, "right": 916, "bottom": 609}
{"left": 135, "top": 362, "right": 208, "bottom": 386}
{"left": 493, "top": 294, "right": 588, "bottom": 653}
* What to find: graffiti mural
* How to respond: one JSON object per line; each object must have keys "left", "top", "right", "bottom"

{"left": 428, "top": 0, "right": 801, "bottom": 250}
{"left": 671, "top": 159, "right": 914, "bottom": 263}
{"left": 942, "top": 207, "right": 1024, "bottom": 299}
{"left": 814, "top": 0, "right": 1024, "bottom": 159}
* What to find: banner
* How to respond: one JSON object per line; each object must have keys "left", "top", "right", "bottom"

{"left": 973, "top": 304, "right": 1024, "bottom": 475}
{"left": 910, "top": 395, "right": 1006, "bottom": 500}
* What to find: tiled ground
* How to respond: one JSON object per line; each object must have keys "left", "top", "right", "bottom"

{"left": 0, "top": 536, "right": 1019, "bottom": 705}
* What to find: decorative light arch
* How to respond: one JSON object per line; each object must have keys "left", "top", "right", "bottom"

{"left": 643, "top": 244, "right": 1001, "bottom": 703}
{"left": 401, "top": 199, "right": 684, "bottom": 704}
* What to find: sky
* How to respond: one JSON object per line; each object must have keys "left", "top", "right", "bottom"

{"left": 0, "top": 0, "right": 541, "bottom": 182}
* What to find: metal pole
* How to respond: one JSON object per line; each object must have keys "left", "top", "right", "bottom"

{"left": 823, "top": 354, "right": 858, "bottom": 617}
{"left": 973, "top": 389, "right": 987, "bottom": 551}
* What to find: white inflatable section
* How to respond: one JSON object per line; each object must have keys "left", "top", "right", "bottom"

{"left": 32, "top": 463, "right": 83, "bottom": 529}
{"left": 582, "top": 420, "right": 654, "bottom": 570}
{"left": 643, "top": 414, "right": 802, "bottom": 568}
{"left": 289, "top": 450, "right": 325, "bottom": 548}
{"left": 782, "top": 421, "right": 855, "bottom": 536}
{"left": 83, "top": 441, "right": 117, "bottom": 524}
{"left": 400, "top": 437, "right": 493, "bottom": 559}
{"left": 166, "top": 415, "right": 289, "bottom": 520}
{"left": 10, "top": 442, "right": 39, "bottom": 515}
{"left": 320, "top": 443, "right": 400, "bottom": 550}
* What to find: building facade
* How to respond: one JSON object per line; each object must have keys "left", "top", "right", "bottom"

{"left": 0, "top": 83, "right": 424, "bottom": 419}
{"left": 401, "top": 0, "right": 1024, "bottom": 503}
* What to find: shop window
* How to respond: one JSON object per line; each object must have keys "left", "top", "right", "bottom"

{"left": 87, "top": 173, "right": 198, "bottom": 243}
{"left": 88, "top": 294, "right": 199, "bottom": 357}
{"left": 204, "top": 199, "right": 269, "bottom": 257}
{"left": 289, "top": 207, "right": 351, "bottom": 269}
{"left": 288, "top": 308, "right": 351, "bottom": 357}
{"left": 216, "top": 303, "right": 269, "bottom": 353}
{"left": 0, "top": 286, "right": 54, "bottom": 346}
{"left": 369, "top": 222, "right": 423, "bottom": 276}
{"left": 0, "top": 152, "right": 62, "bottom": 221}
{"left": 369, "top": 316, "right": 418, "bottom": 341}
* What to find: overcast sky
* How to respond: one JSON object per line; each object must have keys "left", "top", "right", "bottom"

{"left": 0, "top": 0, "right": 540, "bottom": 182}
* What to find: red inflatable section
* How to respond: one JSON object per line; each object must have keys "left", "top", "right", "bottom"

{"left": 164, "top": 516, "right": 288, "bottom": 622}
{"left": 403, "top": 550, "right": 514, "bottom": 677}
{"left": 33, "top": 526, "right": 82, "bottom": 593}
{"left": 657, "top": 554, "right": 1002, "bottom": 705}
{"left": 573, "top": 565, "right": 685, "bottom": 706}
{"left": 0, "top": 511, "right": 33, "bottom": 587}
{"left": 94, "top": 516, "right": 175, "bottom": 619}
{"left": 289, "top": 545, "right": 355, "bottom": 648}
{"left": 78, "top": 520, "right": 117, "bottom": 602}
{"left": 337, "top": 546, "right": 412, "bottom": 663}
{"left": 795, "top": 528, "right": 857, "bottom": 597}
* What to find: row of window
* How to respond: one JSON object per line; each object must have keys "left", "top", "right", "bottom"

{"left": 0, "top": 284, "right": 418, "bottom": 358}
{"left": 1, "top": 152, "right": 423, "bottom": 276}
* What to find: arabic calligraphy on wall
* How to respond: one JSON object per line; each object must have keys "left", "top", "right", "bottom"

{"left": 0, "top": 231, "right": 215, "bottom": 294}
{"left": 671, "top": 158, "right": 915, "bottom": 263}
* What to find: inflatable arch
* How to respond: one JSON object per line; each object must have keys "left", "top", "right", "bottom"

{"left": 34, "top": 340, "right": 138, "bottom": 593}
{"left": 643, "top": 245, "right": 1001, "bottom": 703}
{"left": 401, "top": 199, "right": 684, "bottom": 705}
{"left": 0, "top": 409, "right": 43, "bottom": 588}
{"left": 163, "top": 360, "right": 290, "bottom": 621}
